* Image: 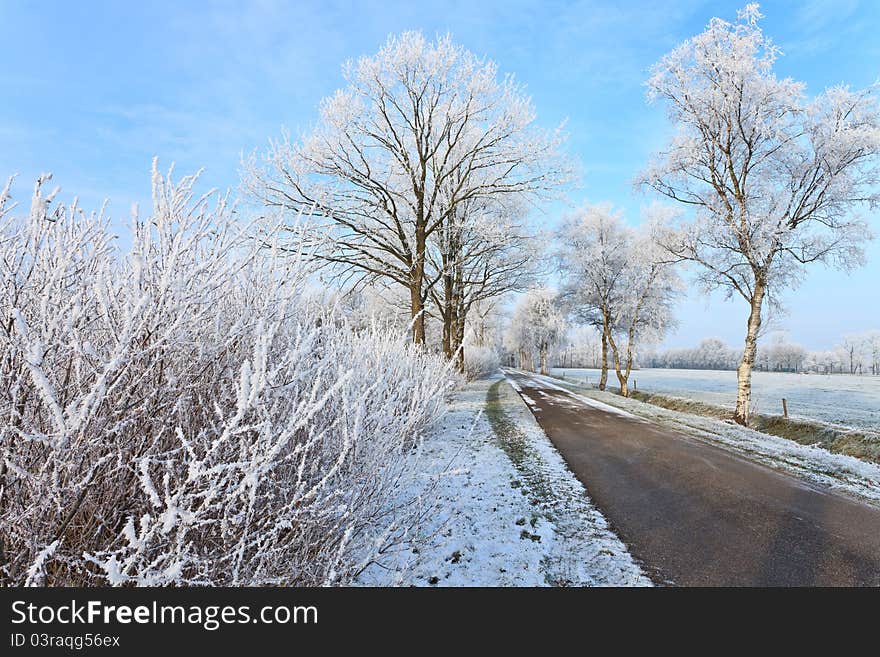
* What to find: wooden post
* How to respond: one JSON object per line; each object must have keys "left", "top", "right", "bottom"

{"left": 782, "top": 398, "right": 788, "bottom": 418}
{"left": 633, "top": 380, "right": 637, "bottom": 392}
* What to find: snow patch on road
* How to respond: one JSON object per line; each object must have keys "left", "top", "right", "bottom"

{"left": 513, "top": 370, "right": 640, "bottom": 419}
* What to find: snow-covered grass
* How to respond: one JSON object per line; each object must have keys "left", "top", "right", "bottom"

{"left": 536, "top": 373, "right": 880, "bottom": 505}
{"left": 552, "top": 367, "right": 880, "bottom": 430}
{"left": 0, "top": 166, "right": 455, "bottom": 587}
{"left": 358, "top": 373, "right": 649, "bottom": 586}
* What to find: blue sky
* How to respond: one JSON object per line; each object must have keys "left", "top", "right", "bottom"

{"left": 2, "top": 0, "right": 878, "bottom": 350}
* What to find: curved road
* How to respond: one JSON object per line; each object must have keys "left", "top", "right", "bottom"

{"left": 504, "top": 369, "right": 880, "bottom": 586}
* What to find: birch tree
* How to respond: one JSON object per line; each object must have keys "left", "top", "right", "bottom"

{"left": 557, "top": 204, "right": 679, "bottom": 395}
{"left": 246, "top": 32, "right": 569, "bottom": 345}
{"left": 640, "top": 4, "right": 880, "bottom": 424}
{"left": 556, "top": 204, "right": 629, "bottom": 390}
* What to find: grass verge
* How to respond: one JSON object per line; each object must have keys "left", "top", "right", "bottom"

{"left": 484, "top": 380, "right": 556, "bottom": 519}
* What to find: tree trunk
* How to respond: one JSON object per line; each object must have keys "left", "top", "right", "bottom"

{"left": 622, "top": 327, "right": 636, "bottom": 397}
{"left": 734, "top": 281, "right": 766, "bottom": 425}
{"left": 454, "top": 308, "right": 465, "bottom": 373}
{"left": 453, "top": 265, "right": 466, "bottom": 373}
{"left": 598, "top": 319, "right": 609, "bottom": 391}
{"left": 441, "top": 272, "right": 454, "bottom": 359}
{"left": 540, "top": 348, "right": 548, "bottom": 375}
{"left": 612, "top": 345, "right": 629, "bottom": 397}
{"left": 410, "top": 219, "right": 427, "bottom": 345}
{"left": 410, "top": 278, "right": 425, "bottom": 345}
{"left": 606, "top": 331, "right": 628, "bottom": 397}
{"left": 441, "top": 319, "right": 451, "bottom": 359}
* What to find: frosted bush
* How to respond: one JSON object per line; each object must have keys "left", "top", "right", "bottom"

{"left": 464, "top": 346, "right": 501, "bottom": 380}
{"left": 0, "top": 163, "right": 454, "bottom": 586}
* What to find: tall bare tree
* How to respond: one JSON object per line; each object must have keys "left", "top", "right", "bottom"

{"left": 246, "top": 32, "right": 569, "bottom": 345}
{"left": 640, "top": 4, "right": 880, "bottom": 424}
{"left": 556, "top": 204, "right": 629, "bottom": 390}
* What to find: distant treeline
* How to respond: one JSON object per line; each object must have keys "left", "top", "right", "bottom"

{"left": 550, "top": 330, "right": 880, "bottom": 375}
{"left": 641, "top": 333, "right": 880, "bottom": 375}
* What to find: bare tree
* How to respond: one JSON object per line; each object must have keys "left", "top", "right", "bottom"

{"left": 557, "top": 203, "right": 680, "bottom": 396}
{"left": 640, "top": 4, "right": 880, "bottom": 424}
{"left": 839, "top": 333, "right": 867, "bottom": 375}
{"left": 556, "top": 204, "right": 629, "bottom": 390}
{"left": 428, "top": 194, "right": 539, "bottom": 370}
{"left": 866, "top": 331, "right": 880, "bottom": 375}
{"left": 246, "top": 32, "right": 569, "bottom": 345}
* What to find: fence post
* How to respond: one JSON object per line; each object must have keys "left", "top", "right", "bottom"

{"left": 782, "top": 398, "right": 788, "bottom": 418}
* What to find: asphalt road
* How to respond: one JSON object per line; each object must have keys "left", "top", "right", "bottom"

{"left": 504, "top": 369, "right": 880, "bottom": 586}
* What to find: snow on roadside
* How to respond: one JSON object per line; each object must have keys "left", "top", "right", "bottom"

{"left": 356, "top": 373, "right": 649, "bottom": 586}
{"left": 527, "top": 372, "right": 880, "bottom": 505}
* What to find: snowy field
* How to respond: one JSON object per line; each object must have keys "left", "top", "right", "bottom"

{"left": 552, "top": 367, "right": 880, "bottom": 430}
{"left": 357, "top": 373, "right": 649, "bottom": 586}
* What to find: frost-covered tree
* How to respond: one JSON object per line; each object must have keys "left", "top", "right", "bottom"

{"left": 557, "top": 204, "right": 680, "bottom": 395}
{"left": 864, "top": 331, "right": 880, "bottom": 376}
{"left": 838, "top": 333, "right": 868, "bottom": 375}
{"left": 556, "top": 204, "right": 628, "bottom": 390}
{"left": 504, "top": 288, "right": 565, "bottom": 374}
{"left": 806, "top": 347, "right": 850, "bottom": 375}
{"left": 760, "top": 334, "right": 807, "bottom": 372}
{"left": 803, "top": 330, "right": 880, "bottom": 375}
{"left": 460, "top": 299, "right": 506, "bottom": 379}
{"left": 428, "top": 194, "right": 539, "bottom": 370}
{"left": 640, "top": 4, "right": 880, "bottom": 424}
{"left": 466, "top": 298, "right": 505, "bottom": 351}
{"left": 556, "top": 324, "right": 604, "bottom": 369}
{"left": 246, "top": 32, "right": 569, "bottom": 346}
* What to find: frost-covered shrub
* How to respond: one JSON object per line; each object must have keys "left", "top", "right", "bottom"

{"left": 0, "top": 164, "right": 454, "bottom": 586}
{"left": 464, "top": 346, "right": 501, "bottom": 380}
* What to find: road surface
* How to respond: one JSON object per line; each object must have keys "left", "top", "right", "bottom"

{"left": 504, "top": 370, "right": 880, "bottom": 586}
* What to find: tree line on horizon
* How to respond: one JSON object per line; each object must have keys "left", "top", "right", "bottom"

{"left": 542, "top": 332, "right": 880, "bottom": 376}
